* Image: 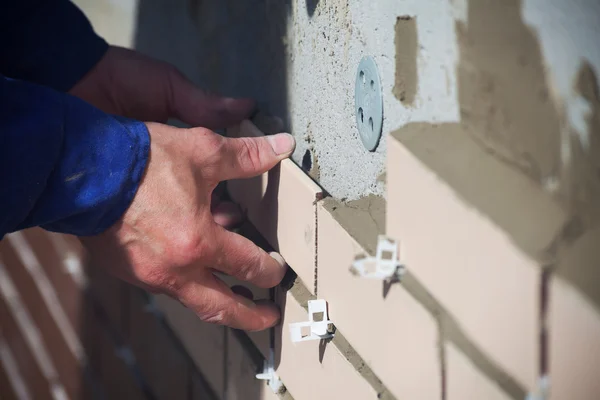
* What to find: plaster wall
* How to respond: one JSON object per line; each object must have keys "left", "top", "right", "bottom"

{"left": 76, "top": 0, "right": 599, "bottom": 202}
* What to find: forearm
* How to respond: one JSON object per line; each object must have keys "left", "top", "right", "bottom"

{"left": 0, "top": 76, "right": 149, "bottom": 237}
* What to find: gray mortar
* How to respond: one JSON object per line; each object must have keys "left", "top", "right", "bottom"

{"left": 76, "top": 0, "right": 600, "bottom": 202}
{"left": 288, "top": 278, "right": 395, "bottom": 399}
{"left": 86, "top": 0, "right": 468, "bottom": 201}
{"left": 400, "top": 272, "right": 528, "bottom": 399}
{"left": 393, "top": 16, "right": 418, "bottom": 106}
{"left": 322, "top": 195, "right": 386, "bottom": 255}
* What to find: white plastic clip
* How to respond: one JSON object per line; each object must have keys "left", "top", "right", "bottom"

{"left": 289, "top": 299, "right": 334, "bottom": 343}
{"left": 525, "top": 376, "right": 549, "bottom": 400}
{"left": 256, "top": 351, "right": 283, "bottom": 393}
{"left": 351, "top": 235, "right": 405, "bottom": 280}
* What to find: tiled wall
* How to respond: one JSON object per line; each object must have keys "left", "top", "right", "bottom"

{"left": 2, "top": 122, "right": 599, "bottom": 400}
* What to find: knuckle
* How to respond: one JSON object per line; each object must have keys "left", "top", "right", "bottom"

{"left": 137, "top": 267, "right": 181, "bottom": 296}
{"left": 172, "top": 229, "right": 212, "bottom": 266}
{"left": 235, "top": 248, "right": 264, "bottom": 282}
{"left": 189, "top": 127, "right": 222, "bottom": 153}
{"left": 192, "top": 130, "right": 225, "bottom": 179}
{"left": 237, "top": 138, "right": 263, "bottom": 173}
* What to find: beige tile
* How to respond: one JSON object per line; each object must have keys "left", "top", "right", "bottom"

{"left": 549, "top": 277, "right": 600, "bottom": 400}
{"left": 154, "top": 295, "right": 225, "bottom": 398}
{"left": 274, "top": 289, "right": 378, "bottom": 400}
{"left": 227, "top": 121, "right": 322, "bottom": 294}
{"left": 317, "top": 203, "right": 441, "bottom": 400}
{"left": 220, "top": 270, "right": 377, "bottom": 399}
{"left": 387, "top": 135, "right": 539, "bottom": 388}
{"left": 446, "top": 343, "right": 512, "bottom": 400}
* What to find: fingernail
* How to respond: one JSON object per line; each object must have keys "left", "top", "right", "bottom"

{"left": 269, "top": 252, "right": 286, "bottom": 268}
{"left": 266, "top": 133, "right": 295, "bottom": 156}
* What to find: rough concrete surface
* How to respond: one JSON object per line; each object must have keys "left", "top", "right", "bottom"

{"left": 322, "top": 195, "right": 385, "bottom": 255}
{"left": 456, "top": 0, "right": 562, "bottom": 185}
{"left": 75, "top": 0, "right": 464, "bottom": 201}
{"left": 74, "top": 0, "right": 600, "bottom": 203}
{"left": 75, "top": 0, "right": 600, "bottom": 296}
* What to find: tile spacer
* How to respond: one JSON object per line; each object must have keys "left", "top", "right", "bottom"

{"left": 525, "top": 376, "right": 549, "bottom": 400}
{"left": 289, "top": 299, "right": 335, "bottom": 343}
{"left": 255, "top": 350, "right": 283, "bottom": 393}
{"left": 350, "top": 235, "right": 405, "bottom": 280}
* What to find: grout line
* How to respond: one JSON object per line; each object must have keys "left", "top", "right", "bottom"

{"left": 540, "top": 267, "right": 551, "bottom": 377}
{"left": 402, "top": 271, "right": 526, "bottom": 400}
{"left": 0, "top": 257, "right": 69, "bottom": 400}
{"left": 437, "top": 319, "right": 447, "bottom": 400}
{"left": 6, "top": 232, "right": 87, "bottom": 364}
{"left": 0, "top": 334, "right": 33, "bottom": 400}
{"left": 245, "top": 197, "right": 524, "bottom": 399}
{"left": 240, "top": 218, "right": 384, "bottom": 399}
{"left": 313, "top": 199, "right": 319, "bottom": 297}
{"left": 288, "top": 277, "right": 397, "bottom": 400}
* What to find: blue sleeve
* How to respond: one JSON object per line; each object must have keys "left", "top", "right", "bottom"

{"left": 0, "top": 0, "right": 109, "bottom": 91}
{"left": 0, "top": 76, "right": 150, "bottom": 237}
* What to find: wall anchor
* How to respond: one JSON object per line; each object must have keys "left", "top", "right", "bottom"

{"left": 355, "top": 56, "right": 383, "bottom": 151}
{"left": 350, "top": 235, "right": 405, "bottom": 280}
{"left": 256, "top": 350, "right": 283, "bottom": 393}
{"left": 289, "top": 299, "right": 335, "bottom": 343}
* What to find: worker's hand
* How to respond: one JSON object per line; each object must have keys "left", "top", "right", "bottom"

{"left": 69, "top": 46, "right": 253, "bottom": 129}
{"left": 81, "top": 122, "right": 295, "bottom": 331}
{"left": 70, "top": 45, "right": 255, "bottom": 228}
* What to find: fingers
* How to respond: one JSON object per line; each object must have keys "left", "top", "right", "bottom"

{"left": 214, "top": 134, "right": 295, "bottom": 181}
{"left": 168, "top": 70, "right": 255, "bottom": 129}
{"left": 183, "top": 273, "right": 280, "bottom": 331}
{"left": 211, "top": 225, "right": 287, "bottom": 289}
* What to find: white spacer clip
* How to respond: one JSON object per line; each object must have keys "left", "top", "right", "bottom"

{"left": 350, "top": 235, "right": 405, "bottom": 280}
{"left": 255, "top": 351, "right": 283, "bottom": 393}
{"left": 525, "top": 375, "right": 549, "bottom": 400}
{"left": 289, "top": 299, "right": 335, "bottom": 343}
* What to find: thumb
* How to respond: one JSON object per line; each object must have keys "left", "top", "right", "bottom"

{"left": 211, "top": 134, "right": 296, "bottom": 182}
{"left": 169, "top": 71, "right": 255, "bottom": 129}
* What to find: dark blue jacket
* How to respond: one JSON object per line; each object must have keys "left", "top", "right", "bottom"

{"left": 0, "top": 0, "right": 149, "bottom": 238}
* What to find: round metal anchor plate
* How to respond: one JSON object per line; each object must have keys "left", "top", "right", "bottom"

{"left": 355, "top": 56, "right": 383, "bottom": 151}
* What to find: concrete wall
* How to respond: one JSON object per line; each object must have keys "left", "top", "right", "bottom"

{"left": 76, "top": 0, "right": 599, "bottom": 202}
